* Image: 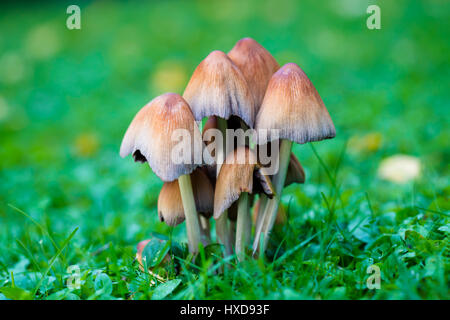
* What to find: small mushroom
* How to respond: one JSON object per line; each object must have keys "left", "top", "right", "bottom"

{"left": 184, "top": 51, "right": 256, "bottom": 255}
{"left": 214, "top": 147, "right": 274, "bottom": 218}
{"left": 158, "top": 180, "right": 185, "bottom": 227}
{"left": 214, "top": 147, "right": 274, "bottom": 260}
{"left": 254, "top": 63, "right": 335, "bottom": 253}
{"left": 120, "top": 93, "right": 210, "bottom": 253}
{"left": 158, "top": 168, "right": 214, "bottom": 227}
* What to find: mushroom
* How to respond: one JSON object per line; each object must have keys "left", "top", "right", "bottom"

{"left": 228, "top": 37, "right": 280, "bottom": 111}
{"left": 158, "top": 168, "right": 214, "bottom": 246}
{"left": 184, "top": 51, "right": 256, "bottom": 255}
{"left": 214, "top": 147, "right": 274, "bottom": 260}
{"left": 157, "top": 181, "right": 185, "bottom": 227}
{"left": 120, "top": 93, "right": 209, "bottom": 253}
{"left": 253, "top": 63, "right": 335, "bottom": 254}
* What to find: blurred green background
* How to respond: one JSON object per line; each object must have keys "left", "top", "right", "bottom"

{"left": 0, "top": 0, "right": 448, "bottom": 299}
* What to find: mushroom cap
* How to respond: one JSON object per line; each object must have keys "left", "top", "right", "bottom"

{"left": 214, "top": 147, "right": 274, "bottom": 219}
{"left": 202, "top": 116, "right": 218, "bottom": 142}
{"left": 255, "top": 63, "right": 336, "bottom": 144}
{"left": 285, "top": 153, "right": 306, "bottom": 186}
{"left": 157, "top": 168, "right": 214, "bottom": 226}
{"left": 158, "top": 179, "right": 185, "bottom": 227}
{"left": 120, "top": 93, "right": 206, "bottom": 182}
{"left": 228, "top": 37, "right": 280, "bottom": 110}
{"left": 183, "top": 50, "right": 255, "bottom": 127}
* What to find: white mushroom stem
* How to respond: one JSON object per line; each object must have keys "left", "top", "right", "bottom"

{"left": 253, "top": 195, "right": 268, "bottom": 244}
{"left": 199, "top": 215, "right": 211, "bottom": 246}
{"left": 215, "top": 118, "right": 233, "bottom": 256}
{"left": 235, "top": 192, "right": 250, "bottom": 261}
{"left": 216, "top": 213, "right": 233, "bottom": 256}
{"left": 253, "top": 139, "right": 292, "bottom": 254}
{"left": 178, "top": 174, "right": 202, "bottom": 253}
{"left": 229, "top": 220, "right": 236, "bottom": 248}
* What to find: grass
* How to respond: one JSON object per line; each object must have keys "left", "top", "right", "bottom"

{"left": 0, "top": 0, "right": 449, "bottom": 300}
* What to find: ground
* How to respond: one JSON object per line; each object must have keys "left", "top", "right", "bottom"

{"left": 0, "top": 0, "right": 448, "bottom": 300}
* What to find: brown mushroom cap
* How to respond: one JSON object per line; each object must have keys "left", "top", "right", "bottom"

{"left": 285, "top": 153, "right": 306, "bottom": 186}
{"left": 157, "top": 179, "right": 185, "bottom": 227}
{"left": 183, "top": 50, "right": 255, "bottom": 127}
{"left": 157, "top": 168, "right": 214, "bottom": 226}
{"left": 214, "top": 147, "right": 274, "bottom": 219}
{"left": 202, "top": 116, "right": 218, "bottom": 142}
{"left": 255, "top": 63, "right": 336, "bottom": 144}
{"left": 228, "top": 37, "right": 280, "bottom": 110}
{"left": 120, "top": 93, "right": 206, "bottom": 182}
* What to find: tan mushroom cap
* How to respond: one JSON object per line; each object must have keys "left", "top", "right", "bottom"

{"left": 256, "top": 63, "right": 336, "bottom": 144}
{"left": 285, "top": 153, "right": 306, "bottom": 186}
{"left": 228, "top": 37, "right": 280, "bottom": 110}
{"left": 158, "top": 168, "right": 214, "bottom": 226}
{"left": 202, "top": 116, "right": 218, "bottom": 143}
{"left": 157, "top": 179, "right": 185, "bottom": 227}
{"left": 214, "top": 147, "right": 274, "bottom": 219}
{"left": 120, "top": 93, "right": 206, "bottom": 182}
{"left": 183, "top": 50, "right": 255, "bottom": 127}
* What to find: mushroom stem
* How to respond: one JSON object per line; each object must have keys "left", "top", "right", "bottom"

{"left": 254, "top": 195, "right": 268, "bottom": 241}
{"left": 215, "top": 118, "right": 233, "bottom": 256}
{"left": 253, "top": 139, "right": 292, "bottom": 254}
{"left": 235, "top": 192, "right": 250, "bottom": 261}
{"left": 199, "top": 215, "right": 211, "bottom": 246}
{"left": 229, "top": 220, "right": 236, "bottom": 248}
{"left": 216, "top": 213, "right": 233, "bottom": 256}
{"left": 178, "top": 174, "right": 202, "bottom": 253}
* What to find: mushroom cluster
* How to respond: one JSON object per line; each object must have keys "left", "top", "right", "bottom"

{"left": 120, "top": 38, "right": 335, "bottom": 259}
